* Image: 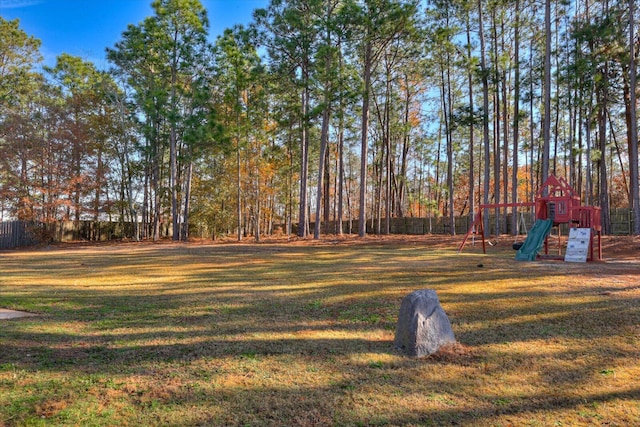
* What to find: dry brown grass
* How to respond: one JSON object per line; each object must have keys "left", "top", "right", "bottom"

{"left": 0, "top": 234, "right": 639, "bottom": 426}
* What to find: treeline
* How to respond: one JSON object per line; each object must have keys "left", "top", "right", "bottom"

{"left": 1, "top": 0, "right": 638, "bottom": 241}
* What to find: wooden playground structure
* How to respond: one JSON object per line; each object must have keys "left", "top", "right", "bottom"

{"left": 458, "top": 175, "right": 602, "bottom": 261}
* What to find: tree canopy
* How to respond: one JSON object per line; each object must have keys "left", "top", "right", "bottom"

{"left": 1, "top": 0, "right": 638, "bottom": 237}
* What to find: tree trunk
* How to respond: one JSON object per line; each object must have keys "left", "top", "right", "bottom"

{"left": 542, "top": 0, "right": 552, "bottom": 192}
{"left": 501, "top": 16, "right": 509, "bottom": 234}
{"left": 358, "top": 41, "right": 373, "bottom": 237}
{"left": 466, "top": 14, "right": 475, "bottom": 227}
{"left": 478, "top": 0, "right": 491, "bottom": 234}
{"left": 152, "top": 119, "right": 162, "bottom": 241}
{"left": 298, "top": 77, "right": 310, "bottom": 237}
{"left": 170, "top": 49, "right": 180, "bottom": 241}
{"left": 511, "top": 0, "right": 521, "bottom": 235}
{"left": 255, "top": 157, "right": 261, "bottom": 242}
{"left": 397, "top": 73, "right": 411, "bottom": 218}
{"left": 236, "top": 131, "right": 242, "bottom": 241}
{"left": 491, "top": 7, "right": 500, "bottom": 234}
{"left": 443, "top": 56, "right": 454, "bottom": 236}
{"left": 630, "top": 0, "right": 640, "bottom": 234}
{"left": 337, "top": 39, "right": 346, "bottom": 235}
{"left": 337, "top": 108, "right": 345, "bottom": 235}
{"left": 182, "top": 160, "right": 193, "bottom": 241}
{"left": 529, "top": 36, "right": 535, "bottom": 203}
{"left": 384, "top": 57, "right": 392, "bottom": 235}
{"left": 314, "top": 101, "right": 331, "bottom": 239}
{"left": 598, "top": 102, "right": 611, "bottom": 234}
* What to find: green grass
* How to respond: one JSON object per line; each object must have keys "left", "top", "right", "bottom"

{"left": 0, "top": 236, "right": 639, "bottom": 426}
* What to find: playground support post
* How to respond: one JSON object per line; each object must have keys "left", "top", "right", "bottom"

{"left": 458, "top": 202, "right": 534, "bottom": 254}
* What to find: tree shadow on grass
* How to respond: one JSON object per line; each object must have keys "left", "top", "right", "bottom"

{"left": 1, "top": 282, "right": 637, "bottom": 408}
{"left": 2, "top": 266, "right": 638, "bottom": 369}
{"left": 1, "top": 243, "right": 639, "bottom": 425}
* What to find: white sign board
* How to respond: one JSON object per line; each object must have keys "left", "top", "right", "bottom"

{"left": 564, "top": 228, "right": 591, "bottom": 263}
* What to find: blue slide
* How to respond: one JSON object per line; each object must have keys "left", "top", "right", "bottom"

{"left": 515, "top": 219, "right": 553, "bottom": 261}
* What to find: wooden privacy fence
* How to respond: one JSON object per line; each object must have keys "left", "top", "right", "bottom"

{"left": 317, "top": 215, "right": 528, "bottom": 236}
{"left": 315, "top": 217, "right": 475, "bottom": 236}
{"left": 0, "top": 221, "right": 39, "bottom": 250}
{"left": 610, "top": 208, "right": 636, "bottom": 235}
{"left": 0, "top": 220, "right": 143, "bottom": 250}
{"left": 41, "top": 221, "right": 142, "bottom": 243}
{"left": 0, "top": 208, "right": 636, "bottom": 250}
{"left": 315, "top": 208, "right": 636, "bottom": 236}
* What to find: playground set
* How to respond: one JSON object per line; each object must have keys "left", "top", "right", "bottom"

{"left": 458, "top": 175, "right": 602, "bottom": 261}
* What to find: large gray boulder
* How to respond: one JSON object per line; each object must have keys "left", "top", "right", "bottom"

{"left": 394, "top": 289, "right": 456, "bottom": 357}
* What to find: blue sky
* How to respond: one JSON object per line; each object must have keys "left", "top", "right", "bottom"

{"left": 0, "top": 0, "right": 269, "bottom": 68}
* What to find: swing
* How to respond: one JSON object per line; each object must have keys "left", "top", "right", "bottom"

{"left": 512, "top": 212, "right": 528, "bottom": 250}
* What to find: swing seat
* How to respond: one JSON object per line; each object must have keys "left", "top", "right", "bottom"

{"left": 512, "top": 211, "right": 528, "bottom": 251}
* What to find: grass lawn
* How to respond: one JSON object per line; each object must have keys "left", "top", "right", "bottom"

{"left": 0, "top": 235, "right": 639, "bottom": 426}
